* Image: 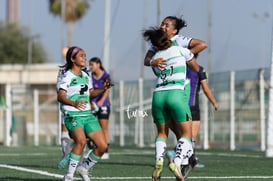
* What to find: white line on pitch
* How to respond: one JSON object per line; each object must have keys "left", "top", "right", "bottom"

{"left": 1, "top": 164, "right": 273, "bottom": 180}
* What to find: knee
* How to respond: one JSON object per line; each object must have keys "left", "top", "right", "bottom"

{"left": 97, "top": 142, "right": 108, "bottom": 154}
{"left": 76, "top": 139, "right": 87, "bottom": 149}
{"left": 101, "top": 142, "right": 108, "bottom": 152}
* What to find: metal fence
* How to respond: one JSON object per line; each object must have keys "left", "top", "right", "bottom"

{"left": 0, "top": 68, "right": 270, "bottom": 151}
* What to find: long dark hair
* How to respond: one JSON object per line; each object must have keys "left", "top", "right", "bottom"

{"left": 89, "top": 57, "right": 105, "bottom": 71}
{"left": 143, "top": 27, "right": 172, "bottom": 50}
{"left": 59, "top": 46, "right": 82, "bottom": 72}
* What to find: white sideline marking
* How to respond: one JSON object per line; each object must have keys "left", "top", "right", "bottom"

{"left": 0, "top": 153, "right": 46, "bottom": 156}
{"left": 0, "top": 164, "right": 64, "bottom": 179}
{"left": 91, "top": 176, "right": 273, "bottom": 180}
{"left": 198, "top": 152, "right": 262, "bottom": 158}
{"left": 0, "top": 164, "right": 273, "bottom": 180}
{"left": 111, "top": 150, "right": 263, "bottom": 158}
{"left": 188, "top": 176, "right": 273, "bottom": 179}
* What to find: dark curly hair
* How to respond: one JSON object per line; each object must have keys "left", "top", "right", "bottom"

{"left": 143, "top": 27, "right": 172, "bottom": 50}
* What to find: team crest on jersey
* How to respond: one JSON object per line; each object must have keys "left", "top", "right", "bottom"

{"left": 72, "top": 121, "right": 77, "bottom": 127}
{"left": 71, "top": 78, "right": 77, "bottom": 86}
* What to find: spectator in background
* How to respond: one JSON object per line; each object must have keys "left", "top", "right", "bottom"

{"left": 89, "top": 57, "right": 112, "bottom": 159}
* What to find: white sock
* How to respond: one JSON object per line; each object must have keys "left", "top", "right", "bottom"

{"left": 155, "top": 138, "right": 166, "bottom": 162}
{"left": 174, "top": 137, "right": 193, "bottom": 166}
{"left": 61, "top": 131, "right": 70, "bottom": 157}
{"left": 83, "top": 151, "right": 101, "bottom": 170}
{"left": 66, "top": 153, "right": 80, "bottom": 177}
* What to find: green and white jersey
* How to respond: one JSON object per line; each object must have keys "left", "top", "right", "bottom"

{"left": 148, "top": 34, "right": 192, "bottom": 52}
{"left": 152, "top": 45, "right": 193, "bottom": 92}
{"left": 56, "top": 68, "right": 65, "bottom": 91}
{"left": 59, "top": 70, "right": 93, "bottom": 117}
{"left": 171, "top": 35, "right": 192, "bottom": 48}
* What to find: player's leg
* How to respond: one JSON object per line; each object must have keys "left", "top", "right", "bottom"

{"left": 63, "top": 116, "right": 86, "bottom": 180}
{"left": 168, "top": 90, "right": 193, "bottom": 181}
{"left": 151, "top": 91, "right": 169, "bottom": 181}
{"left": 61, "top": 124, "right": 71, "bottom": 157}
{"left": 97, "top": 106, "right": 111, "bottom": 159}
{"left": 58, "top": 117, "right": 71, "bottom": 169}
{"left": 191, "top": 106, "right": 204, "bottom": 167}
{"left": 152, "top": 124, "right": 168, "bottom": 181}
{"left": 77, "top": 116, "right": 107, "bottom": 181}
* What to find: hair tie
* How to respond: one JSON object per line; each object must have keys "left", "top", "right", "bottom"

{"left": 71, "top": 47, "right": 81, "bottom": 59}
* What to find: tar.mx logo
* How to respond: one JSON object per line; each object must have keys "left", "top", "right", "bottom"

{"left": 126, "top": 105, "right": 148, "bottom": 119}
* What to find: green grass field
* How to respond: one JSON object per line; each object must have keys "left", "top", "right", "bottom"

{"left": 0, "top": 146, "right": 272, "bottom": 181}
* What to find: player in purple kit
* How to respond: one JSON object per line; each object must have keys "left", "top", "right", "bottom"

{"left": 89, "top": 57, "right": 112, "bottom": 159}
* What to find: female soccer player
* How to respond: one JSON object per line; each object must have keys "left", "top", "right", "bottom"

{"left": 143, "top": 27, "right": 199, "bottom": 181}
{"left": 89, "top": 57, "right": 112, "bottom": 159}
{"left": 57, "top": 46, "right": 111, "bottom": 181}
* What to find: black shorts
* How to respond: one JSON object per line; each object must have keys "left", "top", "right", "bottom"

{"left": 190, "top": 105, "right": 200, "bottom": 121}
{"left": 95, "top": 106, "right": 111, "bottom": 119}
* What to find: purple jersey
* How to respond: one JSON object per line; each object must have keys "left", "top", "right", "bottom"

{"left": 187, "top": 66, "right": 207, "bottom": 107}
{"left": 91, "top": 71, "right": 110, "bottom": 106}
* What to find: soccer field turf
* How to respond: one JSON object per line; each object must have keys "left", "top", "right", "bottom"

{"left": 0, "top": 146, "right": 272, "bottom": 181}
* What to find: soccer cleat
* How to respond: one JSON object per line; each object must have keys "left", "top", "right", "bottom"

{"left": 62, "top": 175, "right": 73, "bottom": 181}
{"left": 181, "top": 155, "right": 198, "bottom": 179}
{"left": 152, "top": 160, "right": 163, "bottom": 181}
{"left": 76, "top": 165, "right": 90, "bottom": 181}
{"left": 181, "top": 164, "right": 192, "bottom": 179}
{"left": 169, "top": 162, "right": 184, "bottom": 181}
{"left": 101, "top": 152, "right": 109, "bottom": 159}
{"left": 195, "top": 162, "right": 205, "bottom": 168}
{"left": 57, "top": 153, "right": 70, "bottom": 169}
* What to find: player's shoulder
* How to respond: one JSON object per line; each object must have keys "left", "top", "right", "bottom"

{"left": 60, "top": 70, "right": 75, "bottom": 81}
{"left": 81, "top": 70, "right": 89, "bottom": 77}
{"left": 173, "top": 34, "right": 192, "bottom": 41}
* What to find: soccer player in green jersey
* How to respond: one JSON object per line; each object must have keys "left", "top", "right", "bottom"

{"left": 143, "top": 27, "right": 199, "bottom": 181}
{"left": 57, "top": 46, "right": 111, "bottom": 181}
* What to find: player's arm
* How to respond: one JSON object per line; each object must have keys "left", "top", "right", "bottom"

{"left": 189, "top": 38, "right": 208, "bottom": 56}
{"left": 200, "top": 80, "right": 219, "bottom": 110}
{"left": 144, "top": 50, "right": 166, "bottom": 68}
{"left": 58, "top": 89, "right": 75, "bottom": 106}
{"left": 144, "top": 51, "right": 167, "bottom": 69}
{"left": 97, "top": 89, "right": 110, "bottom": 107}
{"left": 58, "top": 89, "right": 86, "bottom": 110}
{"left": 90, "top": 80, "right": 112, "bottom": 99}
{"left": 184, "top": 48, "right": 200, "bottom": 72}
{"left": 187, "top": 60, "right": 199, "bottom": 72}
{"left": 144, "top": 50, "right": 154, "bottom": 66}
{"left": 90, "top": 88, "right": 106, "bottom": 98}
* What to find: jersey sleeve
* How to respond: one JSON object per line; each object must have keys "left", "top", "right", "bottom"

{"left": 56, "top": 68, "right": 65, "bottom": 91}
{"left": 58, "top": 73, "right": 69, "bottom": 91}
{"left": 180, "top": 47, "right": 194, "bottom": 62}
{"left": 174, "top": 35, "right": 193, "bottom": 48}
